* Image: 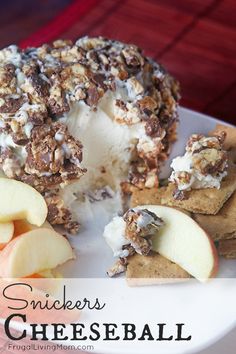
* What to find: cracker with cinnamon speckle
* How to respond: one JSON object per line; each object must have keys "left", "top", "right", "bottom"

{"left": 161, "top": 164, "right": 236, "bottom": 215}
{"left": 130, "top": 186, "right": 190, "bottom": 216}
{"left": 218, "top": 238, "right": 236, "bottom": 259}
{"left": 130, "top": 187, "right": 166, "bottom": 208}
{"left": 126, "top": 252, "right": 190, "bottom": 286}
{"left": 193, "top": 192, "right": 236, "bottom": 241}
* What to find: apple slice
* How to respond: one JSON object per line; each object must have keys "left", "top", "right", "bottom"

{"left": 0, "top": 222, "right": 14, "bottom": 250}
{"left": 0, "top": 178, "right": 47, "bottom": 226}
{"left": 137, "top": 205, "right": 218, "bottom": 281}
{"left": 13, "top": 219, "right": 53, "bottom": 237}
{"left": 0, "top": 228, "right": 75, "bottom": 278}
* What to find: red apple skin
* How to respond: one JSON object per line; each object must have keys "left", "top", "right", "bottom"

{"left": 197, "top": 225, "right": 219, "bottom": 279}
{"left": 13, "top": 220, "right": 32, "bottom": 237}
{"left": 0, "top": 243, "right": 6, "bottom": 251}
{"left": 24, "top": 273, "right": 44, "bottom": 279}
{"left": 208, "top": 232, "right": 219, "bottom": 278}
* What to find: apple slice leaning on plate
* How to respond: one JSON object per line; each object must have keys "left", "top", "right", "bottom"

{"left": 136, "top": 205, "right": 218, "bottom": 282}
{"left": 0, "top": 228, "right": 75, "bottom": 278}
{"left": 0, "top": 178, "right": 47, "bottom": 227}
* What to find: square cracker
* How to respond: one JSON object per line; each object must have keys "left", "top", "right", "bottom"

{"left": 130, "top": 187, "right": 166, "bottom": 208}
{"left": 193, "top": 192, "right": 236, "bottom": 241}
{"left": 218, "top": 239, "right": 236, "bottom": 259}
{"left": 130, "top": 186, "right": 190, "bottom": 216}
{"left": 126, "top": 252, "right": 190, "bottom": 286}
{"left": 161, "top": 164, "right": 236, "bottom": 215}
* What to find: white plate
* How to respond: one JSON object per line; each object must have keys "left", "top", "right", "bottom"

{"left": 6, "top": 107, "right": 236, "bottom": 354}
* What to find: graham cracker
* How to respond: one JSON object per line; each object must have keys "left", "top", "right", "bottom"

{"left": 126, "top": 252, "right": 190, "bottom": 286}
{"left": 228, "top": 148, "right": 236, "bottom": 165}
{"left": 130, "top": 186, "right": 191, "bottom": 217}
{"left": 130, "top": 187, "right": 166, "bottom": 208}
{"left": 218, "top": 239, "right": 236, "bottom": 259}
{"left": 161, "top": 164, "right": 236, "bottom": 215}
{"left": 193, "top": 192, "right": 236, "bottom": 241}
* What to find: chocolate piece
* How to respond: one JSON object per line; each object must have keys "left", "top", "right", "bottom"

{"left": 123, "top": 208, "right": 164, "bottom": 256}
{"left": 44, "top": 191, "right": 80, "bottom": 235}
{"left": 29, "top": 73, "right": 49, "bottom": 98}
{"left": 86, "top": 85, "right": 100, "bottom": 107}
{"left": 24, "top": 122, "right": 85, "bottom": 189}
{"left": 0, "top": 96, "right": 24, "bottom": 113}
